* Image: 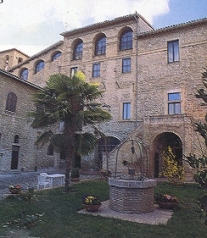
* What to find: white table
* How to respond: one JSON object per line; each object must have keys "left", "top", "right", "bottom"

{"left": 46, "top": 174, "right": 65, "bottom": 187}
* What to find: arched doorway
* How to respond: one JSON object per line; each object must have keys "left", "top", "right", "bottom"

{"left": 153, "top": 132, "right": 182, "bottom": 178}
{"left": 96, "top": 136, "right": 120, "bottom": 170}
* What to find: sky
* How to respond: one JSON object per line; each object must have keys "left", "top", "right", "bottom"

{"left": 0, "top": 0, "right": 206, "bottom": 56}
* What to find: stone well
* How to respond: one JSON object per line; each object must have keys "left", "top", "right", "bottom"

{"left": 108, "top": 177, "right": 157, "bottom": 214}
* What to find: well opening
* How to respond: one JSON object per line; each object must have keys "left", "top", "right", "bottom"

{"left": 109, "top": 139, "right": 157, "bottom": 214}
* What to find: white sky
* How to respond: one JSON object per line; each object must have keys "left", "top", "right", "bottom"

{"left": 0, "top": 0, "right": 171, "bottom": 55}
{"left": 0, "top": 0, "right": 204, "bottom": 56}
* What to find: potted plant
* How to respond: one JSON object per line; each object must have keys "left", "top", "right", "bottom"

{"left": 9, "top": 185, "right": 21, "bottom": 194}
{"left": 82, "top": 195, "right": 102, "bottom": 212}
{"left": 155, "top": 193, "right": 179, "bottom": 209}
{"left": 70, "top": 167, "right": 80, "bottom": 181}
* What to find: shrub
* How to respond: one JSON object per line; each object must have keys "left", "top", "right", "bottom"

{"left": 160, "top": 146, "right": 185, "bottom": 184}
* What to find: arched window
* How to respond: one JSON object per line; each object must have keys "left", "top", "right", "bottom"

{"left": 6, "top": 92, "right": 17, "bottom": 112}
{"left": 20, "top": 68, "right": 28, "bottom": 80}
{"left": 47, "top": 144, "right": 54, "bottom": 156}
{"left": 14, "top": 135, "right": 19, "bottom": 143}
{"left": 51, "top": 51, "right": 61, "bottom": 61}
{"left": 73, "top": 39, "right": 83, "bottom": 60}
{"left": 95, "top": 34, "right": 106, "bottom": 56}
{"left": 120, "top": 28, "right": 133, "bottom": 51}
{"left": 35, "top": 60, "right": 44, "bottom": 74}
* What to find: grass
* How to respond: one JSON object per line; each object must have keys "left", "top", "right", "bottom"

{"left": 0, "top": 180, "right": 207, "bottom": 238}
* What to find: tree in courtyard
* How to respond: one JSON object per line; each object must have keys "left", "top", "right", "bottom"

{"left": 29, "top": 72, "right": 112, "bottom": 190}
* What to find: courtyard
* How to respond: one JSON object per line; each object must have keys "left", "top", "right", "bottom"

{"left": 0, "top": 174, "right": 206, "bottom": 238}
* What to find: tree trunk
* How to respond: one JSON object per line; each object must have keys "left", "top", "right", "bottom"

{"left": 65, "top": 161, "right": 71, "bottom": 191}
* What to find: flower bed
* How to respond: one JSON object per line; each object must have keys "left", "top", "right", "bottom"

{"left": 9, "top": 185, "right": 21, "bottom": 194}
{"left": 155, "top": 193, "right": 179, "bottom": 209}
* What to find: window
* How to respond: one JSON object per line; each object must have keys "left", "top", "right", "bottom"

{"left": 6, "top": 92, "right": 17, "bottom": 112}
{"left": 14, "top": 135, "right": 19, "bottom": 143}
{"left": 73, "top": 40, "right": 83, "bottom": 60}
{"left": 123, "top": 102, "right": 131, "bottom": 119}
{"left": 122, "top": 58, "right": 131, "bottom": 73}
{"left": 70, "top": 67, "right": 78, "bottom": 77}
{"left": 18, "top": 57, "right": 23, "bottom": 64}
{"left": 120, "top": 29, "right": 133, "bottom": 51}
{"left": 95, "top": 35, "right": 106, "bottom": 55}
{"left": 92, "top": 63, "right": 100, "bottom": 77}
{"left": 59, "top": 121, "right": 65, "bottom": 132}
{"left": 35, "top": 60, "right": 44, "bottom": 73}
{"left": 168, "top": 92, "right": 181, "bottom": 114}
{"left": 167, "top": 40, "right": 179, "bottom": 63}
{"left": 47, "top": 144, "right": 54, "bottom": 156}
{"left": 51, "top": 51, "right": 61, "bottom": 61}
{"left": 20, "top": 68, "right": 28, "bottom": 80}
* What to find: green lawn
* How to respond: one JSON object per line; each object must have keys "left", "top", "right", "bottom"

{"left": 0, "top": 180, "right": 207, "bottom": 238}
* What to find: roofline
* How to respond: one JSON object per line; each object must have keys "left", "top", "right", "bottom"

{"left": 61, "top": 12, "right": 153, "bottom": 37}
{"left": 136, "top": 17, "right": 207, "bottom": 38}
{"left": 0, "top": 69, "right": 41, "bottom": 90}
{"left": 10, "top": 40, "right": 63, "bottom": 71}
{"left": 0, "top": 48, "right": 30, "bottom": 58}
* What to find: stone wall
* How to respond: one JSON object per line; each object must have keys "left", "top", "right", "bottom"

{"left": 7, "top": 15, "right": 207, "bottom": 178}
{"left": 0, "top": 72, "right": 59, "bottom": 172}
{"left": 0, "top": 49, "right": 29, "bottom": 71}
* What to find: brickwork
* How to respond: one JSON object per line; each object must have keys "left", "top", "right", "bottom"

{"left": 0, "top": 71, "right": 59, "bottom": 172}
{"left": 5, "top": 14, "right": 207, "bottom": 179}
{"left": 0, "top": 49, "right": 29, "bottom": 71}
{"left": 109, "top": 178, "right": 156, "bottom": 213}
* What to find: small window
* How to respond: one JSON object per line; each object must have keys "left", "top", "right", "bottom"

{"left": 95, "top": 35, "right": 106, "bottom": 56}
{"left": 51, "top": 51, "right": 61, "bottom": 61}
{"left": 73, "top": 40, "right": 83, "bottom": 60}
{"left": 47, "top": 144, "right": 54, "bottom": 156}
{"left": 122, "top": 58, "right": 131, "bottom": 73}
{"left": 18, "top": 57, "right": 23, "bottom": 64}
{"left": 70, "top": 67, "right": 78, "bottom": 77}
{"left": 35, "top": 60, "right": 44, "bottom": 73}
{"left": 6, "top": 92, "right": 17, "bottom": 112}
{"left": 92, "top": 63, "right": 100, "bottom": 77}
{"left": 20, "top": 68, "right": 28, "bottom": 80}
{"left": 14, "top": 135, "right": 19, "bottom": 143}
{"left": 168, "top": 40, "right": 179, "bottom": 63}
{"left": 120, "top": 29, "right": 133, "bottom": 51}
{"left": 168, "top": 92, "right": 181, "bottom": 114}
{"left": 123, "top": 102, "right": 131, "bottom": 120}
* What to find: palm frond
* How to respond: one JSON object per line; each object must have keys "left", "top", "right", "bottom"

{"left": 75, "top": 132, "right": 97, "bottom": 156}
{"left": 35, "top": 130, "right": 54, "bottom": 147}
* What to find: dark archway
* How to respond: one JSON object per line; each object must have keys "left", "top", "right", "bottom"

{"left": 95, "top": 136, "right": 121, "bottom": 170}
{"left": 153, "top": 132, "right": 182, "bottom": 178}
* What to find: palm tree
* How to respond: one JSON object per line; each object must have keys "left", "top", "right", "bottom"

{"left": 29, "top": 72, "right": 112, "bottom": 190}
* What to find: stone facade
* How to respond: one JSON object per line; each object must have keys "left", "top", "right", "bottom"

{"left": 7, "top": 13, "right": 207, "bottom": 180}
{"left": 0, "top": 48, "right": 29, "bottom": 71}
{"left": 0, "top": 70, "right": 59, "bottom": 173}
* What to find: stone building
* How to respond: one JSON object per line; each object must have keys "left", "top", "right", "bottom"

{"left": 0, "top": 48, "right": 29, "bottom": 71}
{"left": 0, "top": 70, "right": 59, "bottom": 173}
{"left": 9, "top": 13, "right": 207, "bottom": 179}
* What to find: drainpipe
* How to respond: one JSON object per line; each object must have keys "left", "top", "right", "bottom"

{"left": 134, "top": 13, "right": 140, "bottom": 128}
